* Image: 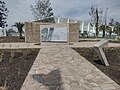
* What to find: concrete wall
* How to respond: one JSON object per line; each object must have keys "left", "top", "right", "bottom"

{"left": 69, "top": 23, "right": 79, "bottom": 42}
{"left": 25, "top": 22, "right": 79, "bottom": 44}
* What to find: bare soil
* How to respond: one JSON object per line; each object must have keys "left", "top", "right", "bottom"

{"left": 73, "top": 47, "right": 120, "bottom": 85}
{"left": 0, "top": 36, "right": 25, "bottom": 43}
{"left": 0, "top": 49, "right": 39, "bottom": 90}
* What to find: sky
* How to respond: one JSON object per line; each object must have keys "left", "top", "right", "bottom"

{"left": 4, "top": 0, "right": 120, "bottom": 28}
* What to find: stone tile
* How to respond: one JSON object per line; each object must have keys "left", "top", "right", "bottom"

{"left": 20, "top": 86, "right": 27, "bottom": 90}
{"left": 89, "top": 82, "right": 99, "bottom": 87}
{"left": 35, "top": 68, "right": 51, "bottom": 75}
{"left": 92, "top": 87, "right": 102, "bottom": 90}
{"left": 79, "top": 84, "right": 91, "bottom": 90}
{"left": 112, "top": 83, "right": 120, "bottom": 89}
{"left": 36, "top": 85, "right": 49, "bottom": 90}
{"left": 59, "top": 84, "right": 71, "bottom": 90}
{"left": 20, "top": 46, "right": 120, "bottom": 90}
{"left": 22, "top": 74, "right": 37, "bottom": 86}
{"left": 99, "top": 84, "right": 116, "bottom": 90}
{"left": 26, "top": 83, "right": 42, "bottom": 90}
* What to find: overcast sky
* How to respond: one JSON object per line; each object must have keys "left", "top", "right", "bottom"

{"left": 4, "top": 0, "right": 120, "bottom": 28}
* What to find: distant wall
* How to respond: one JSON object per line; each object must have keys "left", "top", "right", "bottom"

{"left": 69, "top": 23, "right": 79, "bottom": 42}
{"left": 25, "top": 22, "right": 79, "bottom": 44}
{"left": 25, "top": 22, "right": 51, "bottom": 44}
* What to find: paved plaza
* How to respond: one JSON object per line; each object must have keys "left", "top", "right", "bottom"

{"left": 20, "top": 45, "right": 120, "bottom": 90}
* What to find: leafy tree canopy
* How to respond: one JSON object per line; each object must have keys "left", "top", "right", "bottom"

{"left": 114, "top": 22, "right": 120, "bottom": 36}
{"left": 31, "top": 0, "right": 54, "bottom": 20}
{"left": 0, "top": 0, "right": 8, "bottom": 28}
{"left": 89, "top": 5, "right": 103, "bottom": 36}
{"left": 12, "top": 22, "right": 24, "bottom": 38}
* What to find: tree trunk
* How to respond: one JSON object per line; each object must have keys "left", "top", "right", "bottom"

{"left": 96, "top": 26, "right": 99, "bottom": 37}
{"left": 109, "top": 31, "right": 112, "bottom": 38}
{"left": 19, "top": 32, "right": 23, "bottom": 39}
{"left": 95, "top": 8, "right": 99, "bottom": 37}
{"left": 102, "top": 29, "right": 105, "bottom": 38}
{"left": 118, "top": 32, "right": 120, "bottom": 41}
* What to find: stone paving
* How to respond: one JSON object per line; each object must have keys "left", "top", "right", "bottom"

{"left": 20, "top": 46, "right": 120, "bottom": 90}
{"left": 0, "top": 42, "right": 119, "bottom": 49}
{"left": 0, "top": 43, "right": 40, "bottom": 49}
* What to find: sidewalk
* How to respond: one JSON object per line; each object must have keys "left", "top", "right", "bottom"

{"left": 20, "top": 46, "right": 120, "bottom": 90}
{"left": 0, "top": 42, "right": 119, "bottom": 49}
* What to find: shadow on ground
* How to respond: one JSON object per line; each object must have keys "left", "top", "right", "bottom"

{"left": 33, "top": 69, "right": 64, "bottom": 90}
{"left": 94, "top": 59, "right": 104, "bottom": 65}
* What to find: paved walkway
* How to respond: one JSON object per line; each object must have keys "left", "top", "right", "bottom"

{"left": 0, "top": 43, "right": 40, "bottom": 49}
{"left": 0, "top": 42, "right": 119, "bottom": 49}
{"left": 21, "top": 46, "right": 120, "bottom": 90}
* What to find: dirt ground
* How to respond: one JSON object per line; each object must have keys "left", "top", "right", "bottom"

{"left": 73, "top": 47, "right": 120, "bottom": 85}
{"left": 0, "top": 49, "right": 39, "bottom": 90}
{"left": 0, "top": 36, "right": 25, "bottom": 43}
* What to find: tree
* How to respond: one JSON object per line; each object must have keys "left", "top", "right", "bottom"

{"left": 89, "top": 5, "right": 103, "bottom": 37}
{"left": 109, "top": 18, "right": 115, "bottom": 26}
{"left": 99, "top": 24, "right": 112, "bottom": 37}
{"left": 31, "top": 0, "right": 54, "bottom": 20}
{"left": 12, "top": 22, "right": 24, "bottom": 38}
{"left": 99, "top": 24, "right": 105, "bottom": 37}
{"left": 114, "top": 22, "right": 120, "bottom": 38}
{"left": 0, "top": 0, "right": 8, "bottom": 28}
{"left": 106, "top": 26, "right": 112, "bottom": 37}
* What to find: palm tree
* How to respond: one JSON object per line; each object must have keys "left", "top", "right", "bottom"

{"left": 13, "top": 22, "right": 24, "bottom": 38}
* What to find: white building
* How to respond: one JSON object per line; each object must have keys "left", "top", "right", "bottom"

{"left": 0, "top": 27, "right": 6, "bottom": 37}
